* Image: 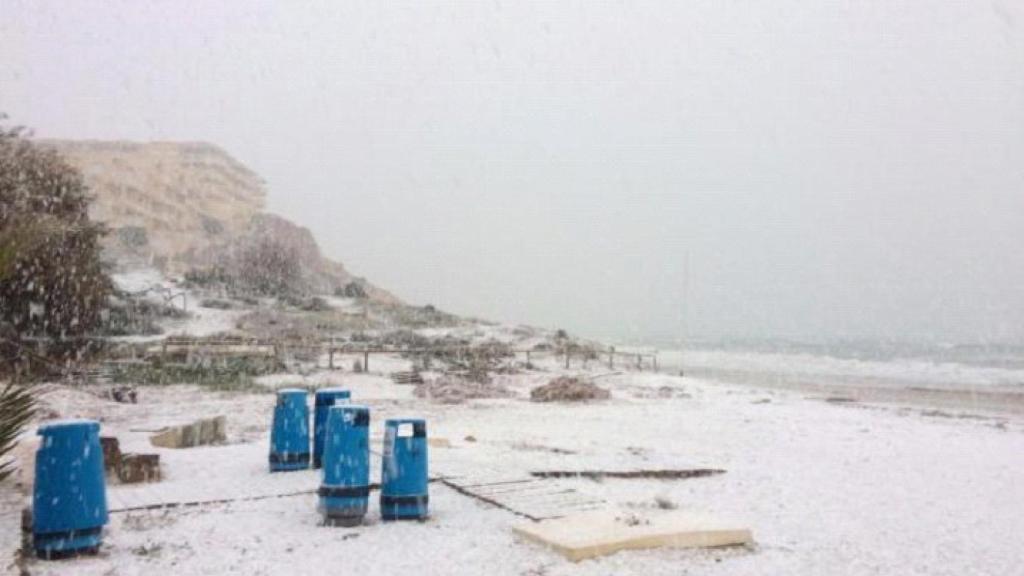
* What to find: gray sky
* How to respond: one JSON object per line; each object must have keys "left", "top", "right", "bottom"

{"left": 3, "top": 1, "right": 1023, "bottom": 343}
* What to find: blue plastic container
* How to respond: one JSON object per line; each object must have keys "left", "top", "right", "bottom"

{"left": 269, "top": 388, "right": 310, "bottom": 472}
{"left": 312, "top": 388, "right": 351, "bottom": 468}
{"left": 33, "top": 419, "right": 108, "bottom": 559}
{"left": 318, "top": 405, "right": 370, "bottom": 526}
{"left": 380, "top": 418, "right": 429, "bottom": 521}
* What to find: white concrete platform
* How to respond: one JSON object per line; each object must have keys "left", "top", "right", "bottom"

{"left": 512, "top": 508, "right": 753, "bottom": 562}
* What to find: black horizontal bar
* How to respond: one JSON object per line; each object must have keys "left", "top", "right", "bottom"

{"left": 268, "top": 452, "right": 310, "bottom": 465}
{"left": 380, "top": 494, "right": 429, "bottom": 508}
{"left": 319, "top": 485, "right": 371, "bottom": 498}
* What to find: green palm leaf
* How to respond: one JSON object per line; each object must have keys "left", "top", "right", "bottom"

{"left": 0, "top": 382, "right": 36, "bottom": 482}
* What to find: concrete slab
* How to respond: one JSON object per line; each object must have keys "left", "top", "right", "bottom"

{"left": 149, "top": 426, "right": 184, "bottom": 448}
{"left": 149, "top": 416, "right": 227, "bottom": 448}
{"left": 118, "top": 453, "right": 162, "bottom": 483}
{"left": 512, "top": 508, "right": 753, "bottom": 562}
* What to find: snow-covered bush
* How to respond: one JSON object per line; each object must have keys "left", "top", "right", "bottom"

{"left": 0, "top": 118, "right": 111, "bottom": 369}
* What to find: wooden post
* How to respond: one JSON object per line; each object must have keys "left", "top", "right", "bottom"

{"left": 653, "top": 354, "right": 658, "bottom": 372}
{"left": 364, "top": 351, "right": 369, "bottom": 373}
{"left": 329, "top": 349, "right": 334, "bottom": 370}
{"left": 608, "top": 347, "right": 614, "bottom": 369}
{"left": 526, "top": 350, "right": 531, "bottom": 366}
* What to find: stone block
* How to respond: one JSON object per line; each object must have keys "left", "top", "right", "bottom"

{"left": 149, "top": 416, "right": 227, "bottom": 449}
{"left": 100, "top": 436, "right": 122, "bottom": 474}
{"left": 118, "top": 453, "right": 161, "bottom": 483}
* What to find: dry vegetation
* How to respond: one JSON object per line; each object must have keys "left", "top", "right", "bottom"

{"left": 413, "top": 374, "right": 513, "bottom": 404}
{"left": 530, "top": 376, "right": 611, "bottom": 403}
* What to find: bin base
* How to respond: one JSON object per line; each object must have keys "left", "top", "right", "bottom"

{"left": 380, "top": 494, "right": 429, "bottom": 521}
{"left": 319, "top": 489, "right": 369, "bottom": 526}
{"left": 34, "top": 527, "right": 103, "bottom": 560}
{"left": 269, "top": 453, "right": 310, "bottom": 472}
{"left": 323, "top": 515, "right": 365, "bottom": 527}
{"left": 381, "top": 513, "right": 429, "bottom": 522}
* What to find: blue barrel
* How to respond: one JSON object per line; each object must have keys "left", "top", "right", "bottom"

{"left": 318, "top": 405, "right": 370, "bottom": 526}
{"left": 312, "top": 388, "right": 351, "bottom": 468}
{"left": 269, "top": 388, "right": 310, "bottom": 472}
{"left": 33, "top": 419, "right": 108, "bottom": 559}
{"left": 380, "top": 418, "right": 429, "bottom": 521}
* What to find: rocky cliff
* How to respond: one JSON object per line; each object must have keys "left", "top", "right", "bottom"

{"left": 41, "top": 140, "right": 398, "bottom": 303}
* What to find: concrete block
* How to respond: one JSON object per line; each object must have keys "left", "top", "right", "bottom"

{"left": 150, "top": 426, "right": 184, "bottom": 449}
{"left": 118, "top": 453, "right": 161, "bottom": 483}
{"left": 180, "top": 423, "right": 198, "bottom": 447}
{"left": 149, "top": 416, "right": 227, "bottom": 449}
{"left": 198, "top": 416, "right": 227, "bottom": 445}
{"left": 100, "top": 436, "right": 122, "bottom": 474}
{"left": 212, "top": 415, "right": 227, "bottom": 442}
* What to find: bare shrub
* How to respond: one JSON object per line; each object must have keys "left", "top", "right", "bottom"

{"left": 530, "top": 376, "right": 610, "bottom": 403}
{"left": 414, "top": 375, "right": 512, "bottom": 404}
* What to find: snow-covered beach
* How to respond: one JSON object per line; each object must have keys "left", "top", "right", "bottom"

{"left": 5, "top": 352, "right": 1022, "bottom": 576}
{"left": 6, "top": 1, "right": 1024, "bottom": 573}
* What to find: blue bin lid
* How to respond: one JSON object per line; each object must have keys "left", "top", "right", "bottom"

{"left": 37, "top": 419, "right": 100, "bottom": 435}
{"left": 315, "top": 388, "right": 351, "bottom": 404}
{"left": 277, "top": 388, "right": 307, "bottom": 396}
{"left": 329, "top": 403, "right": 368, "bottom": 414}
{"left": 385, "top": 418, "right": 425, "bottom": 426}
{"left": 385, "top": 418, "right": 426, "bottom": 438}
{"left": 329, "top": 404, "right": 370, "bottom": 426}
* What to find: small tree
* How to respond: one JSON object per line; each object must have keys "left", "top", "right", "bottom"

{"left": 234, "top": 236, "right": 303, "bottom": 297}
{"left": 340, "top": 281, "right": 368, "bottom": 299}
{"left": 0, "top": 120, "right": 111, "bottom": 352}
{"left": 0, "top": 117, "right": 110, "bottom": 481}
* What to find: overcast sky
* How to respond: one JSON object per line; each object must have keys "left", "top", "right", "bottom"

{"left": 3, "top": 1, "right": 1023, "bottom": 343}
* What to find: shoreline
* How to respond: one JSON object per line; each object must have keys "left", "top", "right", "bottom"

{"left": 680, "top": 366, "right": 1024, "bottom": 417}
{"left": 6, "top": 358, "right": 1024, "bottom": 575}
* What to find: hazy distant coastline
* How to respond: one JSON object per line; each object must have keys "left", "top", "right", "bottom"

{"left": 643, "top": 340, "right": 1024, "bottom": 415}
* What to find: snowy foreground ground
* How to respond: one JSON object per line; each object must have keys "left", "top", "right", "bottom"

{"left": 3, "top": 362, "right": 1023, "bottom": 576}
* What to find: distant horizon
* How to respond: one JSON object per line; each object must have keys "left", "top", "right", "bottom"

{"left": 618, "top": 332, "right": 1024, "bottom": 349}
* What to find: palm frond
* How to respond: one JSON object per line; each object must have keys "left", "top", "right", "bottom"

{"left": 0, "top": 381, "right": 37, "bottom": 482}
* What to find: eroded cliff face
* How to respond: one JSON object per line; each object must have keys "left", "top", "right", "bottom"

{"left": 41, "top": 140, "right": 399, "bottom": 303}
{"left": 42, "top": 140, "right": 265, "bottom": 270}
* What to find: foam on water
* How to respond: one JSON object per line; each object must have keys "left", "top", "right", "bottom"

{"left": 647, "top": 340, "right": 1024, "bottom": 392}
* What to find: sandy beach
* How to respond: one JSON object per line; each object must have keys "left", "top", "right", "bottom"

{"left": 4, "top": 355, "right": 1022, "bottom": 576}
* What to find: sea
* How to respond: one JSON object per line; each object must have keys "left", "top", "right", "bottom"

{"left": 628, "top": 337, "right": 1024, "bottom": 393}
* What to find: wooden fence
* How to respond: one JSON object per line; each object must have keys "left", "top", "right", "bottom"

{"left": 143, "top": 337, "right": 660, "bottom": 373}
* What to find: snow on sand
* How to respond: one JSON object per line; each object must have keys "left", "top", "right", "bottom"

{"left": 5, "top": 368, "right": 1024, "bottom": 575}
